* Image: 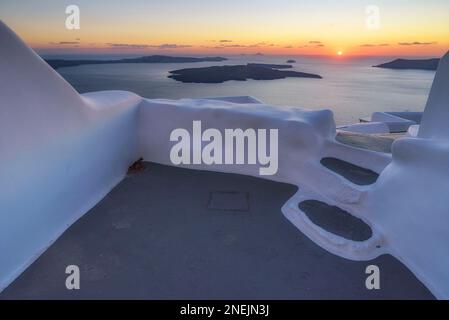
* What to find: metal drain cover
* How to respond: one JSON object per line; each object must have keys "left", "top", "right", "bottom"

{"left": 208, "top": 191, "right": 249, "bottom": 211}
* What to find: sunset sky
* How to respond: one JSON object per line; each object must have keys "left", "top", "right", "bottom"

{"left": 0, "top": 0, "right": 448, "bottom": 57}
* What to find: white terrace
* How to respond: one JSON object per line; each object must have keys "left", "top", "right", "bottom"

{"left": 1, "top": 20, "right": 448, "bottom": 299}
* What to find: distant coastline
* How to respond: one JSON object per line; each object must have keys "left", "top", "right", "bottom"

{"left": 374, "top": 58, "right": 439, "bottom": 70}
{"left": 45, "top": 55, "right": 227, "bottom": 69}
{"left": 168, "top": 63, "right": 322, "bottom": 83}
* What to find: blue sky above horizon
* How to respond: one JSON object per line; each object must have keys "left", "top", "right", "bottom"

{"left": 1, "top": 0, "right": 448, "bottom": 56}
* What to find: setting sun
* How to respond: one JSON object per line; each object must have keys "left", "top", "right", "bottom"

{"left": 337, "top": 51, "right": 343, "bottom": 56}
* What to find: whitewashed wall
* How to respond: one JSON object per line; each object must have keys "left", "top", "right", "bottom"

{"left": 1, "top": 19, "right": 449, "bottom": 299}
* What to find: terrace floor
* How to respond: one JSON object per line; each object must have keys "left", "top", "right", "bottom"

{"left": 0, "top": 162, "right": 433, "bottom": 299}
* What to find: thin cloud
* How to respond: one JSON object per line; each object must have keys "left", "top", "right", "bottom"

{"left": 360, "top": 43, "right": 390, "bottom": 47}
{"left": 220, "top": 43, "right": 260, "bottom": 48}
{"left": 107, "top": 43, "right": 152, "bottom": 49}
{"left": 204, "top": 41, "right": 277, "bottom": 49}
{"left": 157, "top": 43, "right": 192, "bottom": 49}
{"left": 298, "top": 41, "right": 325, "bottom": 48}
{"left": 106, "top": 43, "right": 192, "bottom": 49}
{"left": 299, "top": 44, "right": 324, "bottom": 48}
{"left": 398, "top": 41, "right": 436, "bottom": 46}
{"left": 50, "top": 41, "right": 80, "bottom": 45}
{"left": 249, "top": 42, "right": 274, "bottom": 47}
{"left": 220, "top": 44, "right": 245, "bottom": 47}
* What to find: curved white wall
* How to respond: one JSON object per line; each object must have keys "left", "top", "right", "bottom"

{"left": 419, "top": 51, "right": 449, "bottom": 139}
{"left": 284, "top": 52, "right": 449, "bottom": 299}
{"left": 365, "top": 137, "right": 449, "bottom": 298}
{"left": 0, "top": 21, "right": 142, "bottom": 291}
{"left": 138, "top": 98, "right": 335, "bottom": 183}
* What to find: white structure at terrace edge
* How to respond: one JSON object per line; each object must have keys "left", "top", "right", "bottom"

{"left": 1, "top": 20, "right": 449, "bottom": 298}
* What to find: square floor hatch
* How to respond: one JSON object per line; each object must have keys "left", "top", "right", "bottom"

{"left": 208, "top": 191, "right": 249, "bottom": 211}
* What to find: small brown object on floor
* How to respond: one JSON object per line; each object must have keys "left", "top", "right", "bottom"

{"left": 127, "top": 158, "right": 146, "bottom": 174}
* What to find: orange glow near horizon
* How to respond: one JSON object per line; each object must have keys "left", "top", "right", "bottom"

{"left": 25, "top": 35, "right": 448, "bottom": 58}
{"left": 1, "top": 0, "right": 448, "bottom": 57}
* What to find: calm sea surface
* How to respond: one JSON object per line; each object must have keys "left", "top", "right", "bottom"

{"left": 43, "top": 54, "right": 435, "bottom": 125}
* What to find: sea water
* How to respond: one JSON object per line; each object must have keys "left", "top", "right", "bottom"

{"left": 43, "top": 54, "right": 435, "bottom": 125}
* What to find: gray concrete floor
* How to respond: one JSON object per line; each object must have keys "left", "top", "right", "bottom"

{"left": 0, "top": 163, "right": 433, "bottom": 299}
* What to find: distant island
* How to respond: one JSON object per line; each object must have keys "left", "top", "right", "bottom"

{"left": 247, "top": 63, "right": 293, "bottom": 69}
{"left": 45, "top": 55, "right": 227, "bottom": 69}
{"left": 286, "top": 59, "right": 296, "bottom": 63}
{"left": 374, "top": 58, "right": 439, "bottom": 70}
{"left": 168, "top": 63, "right": 322, "bottom": 83}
